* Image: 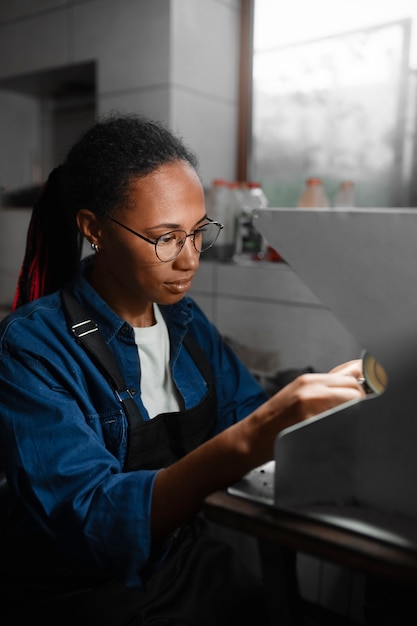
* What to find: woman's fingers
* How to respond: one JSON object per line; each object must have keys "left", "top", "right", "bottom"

{"left": 275, "top": 370, "right": 366, "bottom": 429}
{"left": 328, "top": 358, "right": 363, "bottom": 379}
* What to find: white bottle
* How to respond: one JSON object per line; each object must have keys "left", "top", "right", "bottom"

{"left": 297, "top": 177, "right": 329, "bottom": 208}
{"left": 233, "top": 181, "right": 268, "bottom": 262}
{"left": 206, "top": 178, "right": 228, "bottom": 221}
{"left": 246, "top": 181, "right": 269, "bottom": 210}
{"left": 206, "top": 178, "right": 231, "bottom": 261}
{"left": 333, "top": 180, "right": 355, "bottom": 208}
{"left": 225, "top": 181, "right": 245, "bottom": 260}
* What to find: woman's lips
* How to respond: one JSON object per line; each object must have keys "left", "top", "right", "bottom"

{"left": 165, "top": 278, "right": 193, "bottom": 294}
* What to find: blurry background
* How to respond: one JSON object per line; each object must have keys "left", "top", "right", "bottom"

{"left": 2, "top": 1, "right": 417, "bottom": 205}
{"left": 252, "top": 0, "right": 417, "bottom": 208}
{"left": 0, "top": 0, "right": 240, "bottom": 194}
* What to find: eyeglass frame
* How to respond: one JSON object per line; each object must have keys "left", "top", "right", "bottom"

{"left": 108, "top": 215, "right": 224, "bottom": 262}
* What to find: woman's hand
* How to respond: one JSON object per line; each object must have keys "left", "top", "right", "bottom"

{"left": 244, "top": 361, "right": 366, "bottom": 468}
{"left": 276, "top": 359, "right": 365, "bottom": 427}
{"left": 280, "top": 364, "right": 365, "bottom": 424}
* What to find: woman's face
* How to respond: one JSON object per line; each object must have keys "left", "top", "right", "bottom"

{"left": 80, "top": 160, "right": 208, "bottom": 326}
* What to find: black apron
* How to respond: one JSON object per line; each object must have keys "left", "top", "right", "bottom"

{"left": 1, "top": 302, "right": 270, "bottom": 626}
{"left": 123, "top": 334, "right": 217, "bottom": 472}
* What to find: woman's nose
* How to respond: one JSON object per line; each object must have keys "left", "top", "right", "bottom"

{"left": 174, "top": 236, "right": 200, "bottom": 268}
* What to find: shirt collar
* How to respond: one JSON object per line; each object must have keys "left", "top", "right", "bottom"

{"left": 68, "top": 256, "right": 194, "bottom": 344}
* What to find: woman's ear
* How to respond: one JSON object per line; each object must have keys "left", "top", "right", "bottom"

{"left": 76, "top": 210, "right": 101, "bottom": 248}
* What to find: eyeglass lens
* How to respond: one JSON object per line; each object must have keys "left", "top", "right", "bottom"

{"left": 156, "top": 222, "right": 221, "bottom": 261}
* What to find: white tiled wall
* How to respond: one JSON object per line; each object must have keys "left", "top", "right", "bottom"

{"left": 190, "top": 260, "right": 362, "bottom": 372}
{"left": 0, "top": 0, "right": 240, "bottom": 187}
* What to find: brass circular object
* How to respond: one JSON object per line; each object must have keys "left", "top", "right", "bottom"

{"left": 362, "top": 351, "right": 388, "bottom": 395}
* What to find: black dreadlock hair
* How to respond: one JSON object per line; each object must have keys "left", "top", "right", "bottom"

{"left": 12, "top": 112, "right": 199, "bottom": 310}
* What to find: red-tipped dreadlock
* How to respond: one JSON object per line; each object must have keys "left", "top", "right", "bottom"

{"left": 12, "top": 214, "right": 48, "bottom": 310}
{"left": 12, "top": 166, "right": 83, "bottom": 310}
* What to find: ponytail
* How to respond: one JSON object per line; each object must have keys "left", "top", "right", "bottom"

{"left": 12, "top": 166, "right": 83, "bottom": 310}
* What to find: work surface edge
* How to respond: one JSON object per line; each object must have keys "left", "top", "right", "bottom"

{"left": 204, "top": 490, "right": 417, "bottom": 585}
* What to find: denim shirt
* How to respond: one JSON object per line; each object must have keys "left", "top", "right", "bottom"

{"left": 0, "top": 257, "right": 267, "bottom": 589}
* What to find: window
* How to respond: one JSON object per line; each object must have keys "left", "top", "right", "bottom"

{"left": 251, "top": 0, "right": 417, "bottom": 207}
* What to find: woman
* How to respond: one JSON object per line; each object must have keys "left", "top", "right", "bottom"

{"left": 0, "top": 113, "right": 364, "bottom": 625}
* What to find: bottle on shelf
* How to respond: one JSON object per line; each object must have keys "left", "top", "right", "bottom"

{"left": 233, "top": 181, "right": 268, "bottom": 263}
{"left": 220, "top": 180, "right": 244, "bottom": 262}
{"left": 296, "top": 177, "right": 329, "bottom": 208}
{"left": 333, "top": 180, "right": 355, "bottom": 208}
{"left": 206, "top": 178, "right": 232, "bottom": 261}
{"left": 206, "top": 178, "right": 229, "bottom": 222}
{"left": 246, "top": 180, "right": 269, "bottom": 210}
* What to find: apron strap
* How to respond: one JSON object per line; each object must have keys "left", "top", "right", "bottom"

{"left": 61, "top": 287, "right": 144, "bottom": 431}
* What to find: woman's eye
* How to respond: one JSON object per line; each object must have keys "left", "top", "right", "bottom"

{"left": 158, "top": 233, "right": 177, "bottom": 245}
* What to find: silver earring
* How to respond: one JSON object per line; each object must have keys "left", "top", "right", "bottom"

{"left": 91, "top": 242, "right": 100, "bottom": 253}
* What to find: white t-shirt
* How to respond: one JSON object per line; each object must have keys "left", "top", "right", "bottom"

{"left": 133, "top": 304, "right": 181, "bottom": 419}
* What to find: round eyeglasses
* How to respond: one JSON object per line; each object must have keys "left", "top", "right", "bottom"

{"left": 109, "top": 217, "right": 224, "bottom": 262}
